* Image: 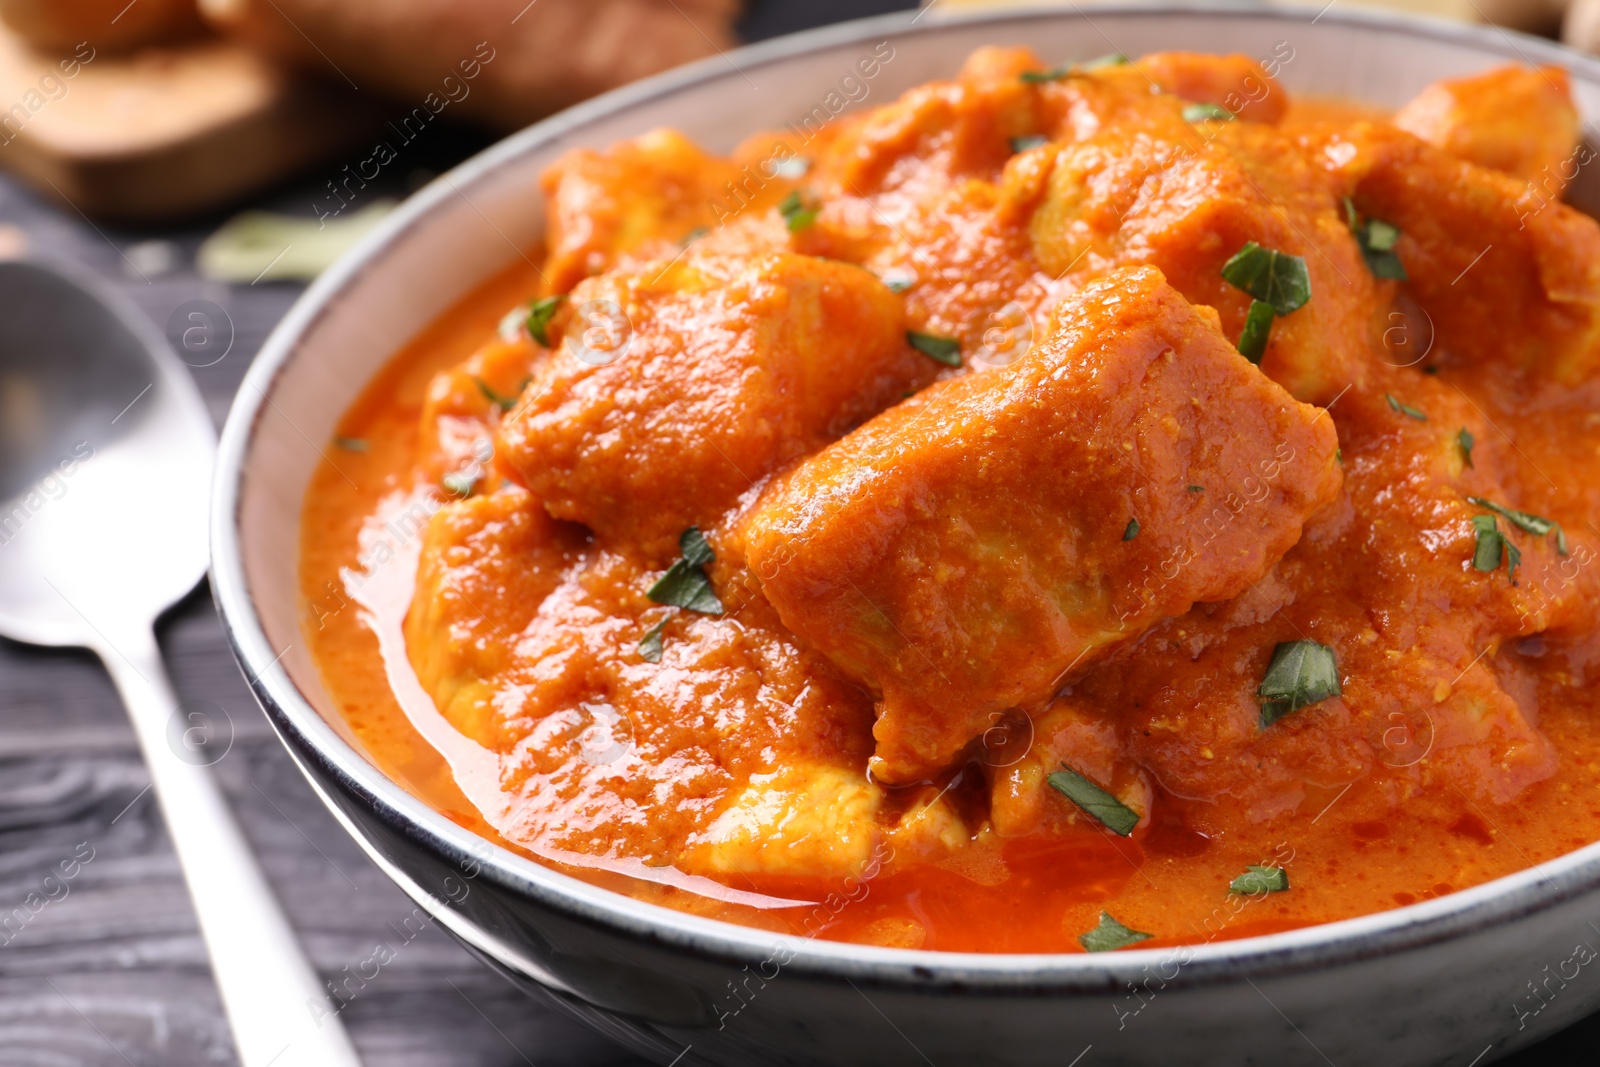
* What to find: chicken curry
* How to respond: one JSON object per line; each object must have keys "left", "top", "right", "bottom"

{"left": 300, "top": 48, "right": 1600, "bottom": 953}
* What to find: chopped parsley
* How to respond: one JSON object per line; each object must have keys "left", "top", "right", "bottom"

{"left": 908, "top": 330, "right": 962, "bottom": 367}
{"left": 1385, "top": 394, "right": 1427, "bottom": 421}
{"left": 1079, "top": 911, "right": 1152, "bottom": 953}
{"left": 1123, "top": 518, "right": 1140, "bottom": 541}
{"left": 638, "top": 617, "right": 669, "bottom": 663}
{"left": 1468, "top": 496, "right": 1567, "bottom": 556}
{"left": 1457, "top": 428, "right": 1475, "bottom": 468}
{"left": 1047, "top": 764, "right": 1140, "bottom": 836}
{"left": 679, "top": 225, "right": 709, "bottom": 247}
{"left": 1081, "top": 52, "right": 1129, "bottom": 70}
{"left": 525, "top": 295, "right": 565, "bottom": 347}
{"left": 475, "top": 376, "right": 528, "bottom": 411}
{"left": 1230, "top": 865, "right": 1290, "bottom": 895}
{"left": 1222, "top": 243, "right": 1309, "bottom": 358}
{"left": 1020, "top": 64, "right": 1072, "bottom": 84}
{"left": 1344, "top": 198, "right": 1407, "bottom": 281}
{"left": 647, "top": 527, "right": 724, "bottom": 615}
{"left": 1187, "top": 485, "right": 1205, "bottom": 493}
{"left": 1471, "top": 513, "right": 1521, "bottom": 582}
{"left": 1236, "top": 299, "right": 1276, "bottom": 363}
{"left": 1258, "top": 640, "right": 1341, "bottom": 728}
{"left": 778, "top": 190, "right": 819, "bottom": 232}
{"left": 334, "top": 436, "right": 369, "bottom": 452}
{"left": 441, "top": 470, "right": 478, "bottom": 498}
{"left": 1222, "top": 242, "right": 1311, "bottom": 316}
{"left": 1182, "top": 102, "right": 1235, "bottom": 123}
{"left": 1020, "top": 53, "right": 1126, "bottom": 84}
{"left": 1010, "top": 134, "right": 1050, "bottom": 152}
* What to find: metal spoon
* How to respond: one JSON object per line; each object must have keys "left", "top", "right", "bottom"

{"left": 0, "top": 259, "right": 362, "bottom": 1067}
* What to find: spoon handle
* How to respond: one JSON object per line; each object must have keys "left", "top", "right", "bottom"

{"left": 97, "top": 628, "right": 364, "bottom": 1067}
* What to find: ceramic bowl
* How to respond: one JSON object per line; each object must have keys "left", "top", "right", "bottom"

{"left": 211, "top": 7, "right": 1600, "bottom": 1064}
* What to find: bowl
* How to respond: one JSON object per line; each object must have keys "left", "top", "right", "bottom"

{"left": 211, "top": 6, "right": 1600, "bottom": 1064}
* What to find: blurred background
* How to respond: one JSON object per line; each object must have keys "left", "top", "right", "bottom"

{"left": 0, "top": 0, "right": 1597, "bottom": 1064}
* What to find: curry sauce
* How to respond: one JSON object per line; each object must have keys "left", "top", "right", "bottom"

{"left": 299, "top": 49, "right": 1600, "bottom": 953}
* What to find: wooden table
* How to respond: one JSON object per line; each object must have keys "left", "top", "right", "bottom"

{"left": 2, "top": 7, "right": 1599, "bottom": 1063}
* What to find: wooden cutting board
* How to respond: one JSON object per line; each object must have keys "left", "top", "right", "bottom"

{"left": 0, "top": 25, "right": 380, "bottom": 222}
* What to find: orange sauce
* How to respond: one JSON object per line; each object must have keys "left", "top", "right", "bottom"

{"left": 299, "top": 49, "right": 1600, "bottom": 953}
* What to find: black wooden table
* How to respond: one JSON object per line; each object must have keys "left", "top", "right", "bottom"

{"left": 2, "top": 4, "right": 1599, "bottom": 1062}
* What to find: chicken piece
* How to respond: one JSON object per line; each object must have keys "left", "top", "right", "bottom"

{"left": 414, "top": 335, "right": 541, "bottom": 485}
{"left": 1083, "top": 379, "right": 1586, "bottom": 825}
{"left": 679, "top": 764, "right": 881, "bottom": 877}
{"left": 810, "top": 45, "right": 1042, "bottom": 202}
{"left": 498, "top": 250, "right": 929, "bottom": 558}
{"left": 1394, "top": 65, "right": 1579, "bottom": 190}
{"left": 1023, "top": 116, "right": 1380, "bottom": 406}
{"left": 742, "top": 266, "right": 1343, "bottom": 783}
{"left": 540, "top": 129, "right": 794, "bottom": 293}
{"left": 1134, "top": 52, "right": 1288, "bottom": 124}
{"left": 1329, "top": 123, "right": 1600, "bottom": 387}
{"left": 793, "top": 49, "right": 1302, "bottom": 366}
{"left": 486, "top": 547, "right": 891, "bottom": 874}
{"left": 406, "top": 486, "right": 579, "bottom": 747}
{"left": 988, "top": 699, "right": 1153, "bottom": 838}
{"left": 787, "top": 46, "right": 1055, "bottom": 354}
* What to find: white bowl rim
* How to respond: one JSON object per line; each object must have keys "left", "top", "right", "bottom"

{"left": 211, "top": 1, "right": 1600, "bottom": 992}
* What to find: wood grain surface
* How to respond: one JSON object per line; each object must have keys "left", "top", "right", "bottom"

{"left": 1, "top": 3, "right": 1599, "bottom": 1061}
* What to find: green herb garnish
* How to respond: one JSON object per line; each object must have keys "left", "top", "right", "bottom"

{"left": 1079, "top": 911, "right": 1152, "bottom": 952}
{"left": 441, "top": 471, "right": 478, "bottom": 498}
{"left": 1468, "top": 496, "right": 1567, "bottom": 556}
{"left": 334, "top": 436, "right": 369, "bottom": 452}
{"left": 475, "top": 376, "right": 529, "bottom": 411}
{"left": 1081, "top": 52, "right": 1129, "bottom": 70}
{"left": 1021, "top": 54, "right": 1124, "bottom": 83}
{"left": 908, "top": 330, "right": 962, "bottom": 367}
{"left": 1458, "top": 428, "right": 1475, "bottom": 468}
{"left": 679, "top": 226, "right": 710, "bottom": 247}
{"left": 1123, "top": 518, "right": 1140, "bottom": 541}
{"left": 778, "top": 190, "right": 819, "bottom": 233}
{"left": 1344, "top": 198, "right": 1407, "bottom": 281}
{"left": 525, "top": 295, "right": 565, "bottom": 347}
{"left": 1010, "top": 134, "right": 1050, "bottom": 152}
{"left": 1222, "top": 242, "right": 1311, "bottom": 316}
{"left": 1472, "top": 514, "right": 1504, "bottom": 572}
{"left": 1230, "top": 865, "right": 1290, "bottom": 895}
{"left": 1237, "top": 298, "right": 1276, "bottom": 363}
{"left": 1182, "top": 102, "right": 1235, "bottom": 123}
{"left": 1047, "top": 765, "right": 1140, "bottom": 836}
{"left": 638, "top": 618, "right": 669, "bottom": 663}
{"left": 1471, "top": 513, "right": 1522, "bottom": 582}
{"left": 1467, "top": 496, "right": 1555, "bottom": 537}
{"left": 647, "top": 527, "right": 724, "bottom": 615}
{"left": 1385, "top": 394, "right": 1427, "bottom": 421}
{"left": 1258, "top": 640, "right": 1341, "bottom": 728}
{"left": 1020, "top": 64, "right": 1072, "bottom": 84}
{"left": 1187, "top": 485, "right": 1204, "bottom": 493}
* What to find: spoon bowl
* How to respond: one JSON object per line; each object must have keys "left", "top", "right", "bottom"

{"left": 0, "top": 259, "right": 210, "bottom": 647}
